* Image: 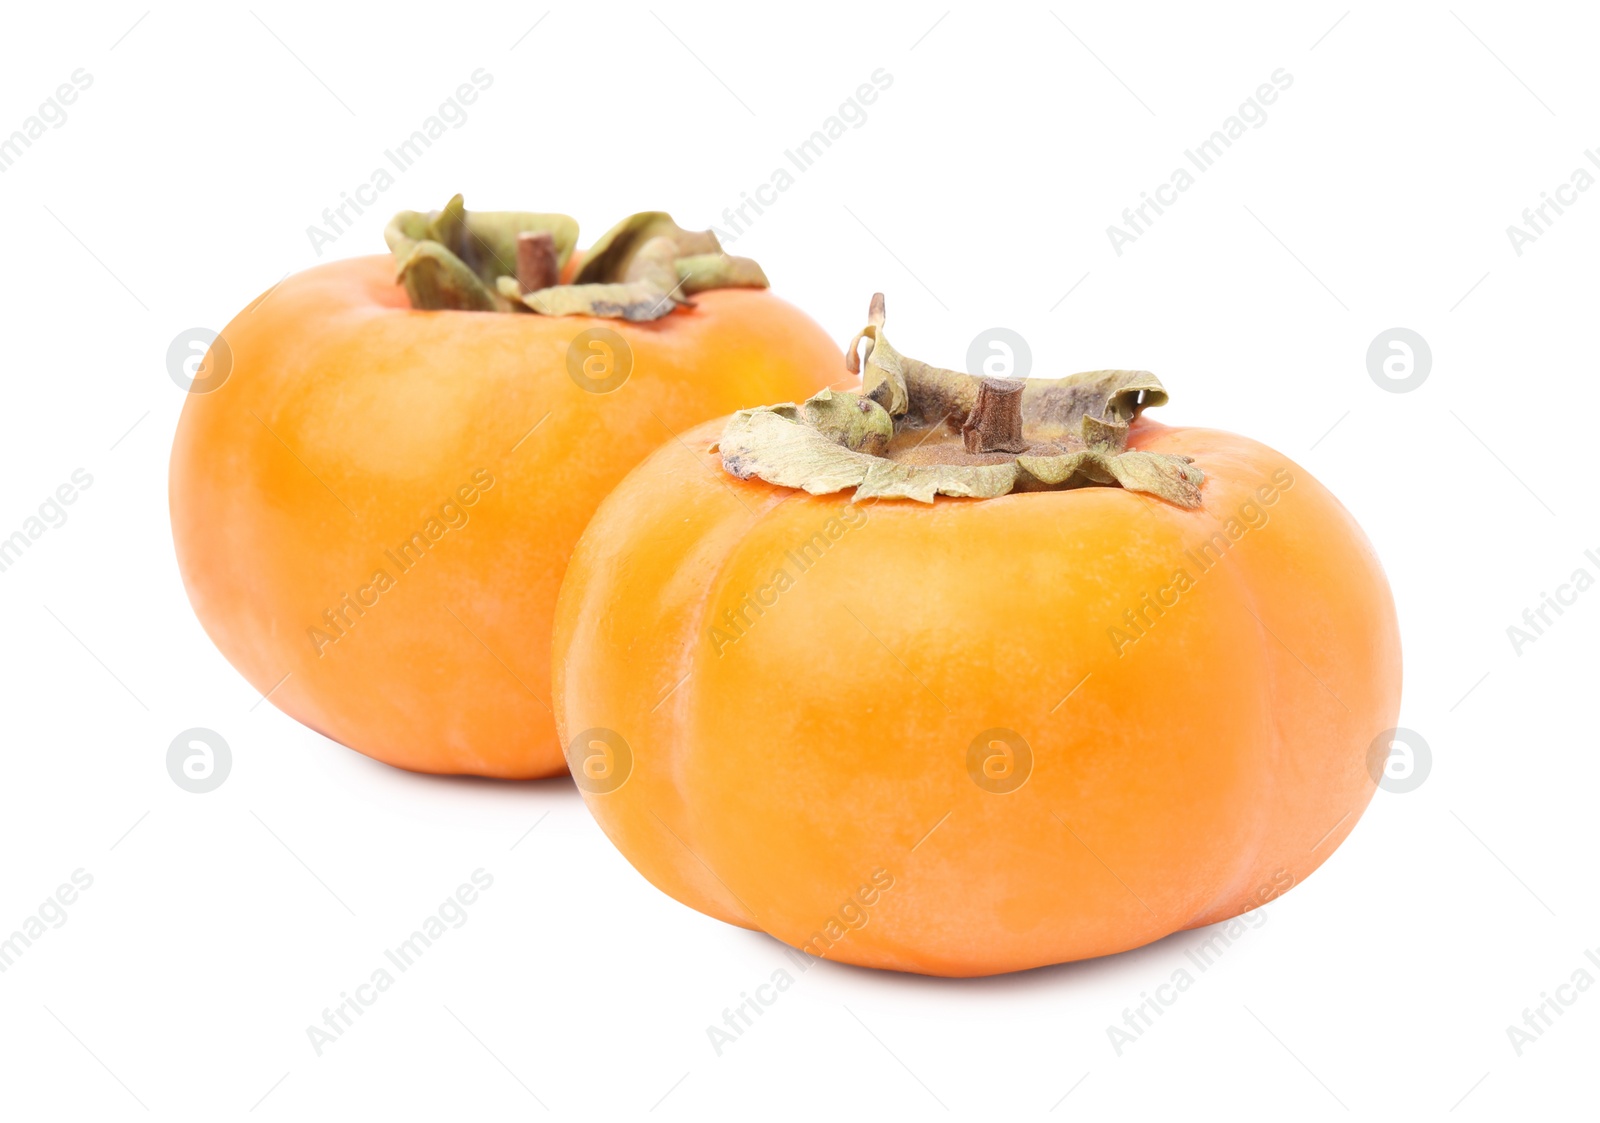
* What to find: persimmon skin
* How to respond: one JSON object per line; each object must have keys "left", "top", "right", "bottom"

{"left": 169, "top": 255, "right": 840, "bottom": 778}
{"left": 553, "top": 416, "right": 1401, "bottom": 976}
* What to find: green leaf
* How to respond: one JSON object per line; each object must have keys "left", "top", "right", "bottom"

{"left": 718, "top": 294, "right": 1205, "bottom": 507}
{"left": 573, "top": 212, "right": 721, "bottom": 285}
{"left": 386, "top": 200, "right": 769, "bottom": 317}
{"left": 520, "top": 282, "right": 677, "bottom": 322}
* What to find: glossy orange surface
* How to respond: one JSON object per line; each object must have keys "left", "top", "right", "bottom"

{"left": 170, "top": 255, "right": 840, "bottom": 777}
{"left": 553, "top": 415, "right": 1402, "bottom": 975}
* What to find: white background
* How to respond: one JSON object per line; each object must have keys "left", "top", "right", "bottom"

{"left": 1, "top": 2, "right": 1595, "bottom": 1118}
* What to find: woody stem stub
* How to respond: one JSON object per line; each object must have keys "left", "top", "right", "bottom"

{"left": 516, "top": 230, "right": 559, "bottom": 293}
{"left": 962, "top": 378, "right": 1027, "bottom": 454}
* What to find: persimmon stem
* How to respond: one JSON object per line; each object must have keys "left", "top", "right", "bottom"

{"left": 719, "top": 295, "right": 1203, "bottom": 505}
{"left": 389, "top": 199, "right": 771, "bottom": 317}
{"left": 962, "top": 378, "right": 1027, "bottom": 454}
{"left": 516, "top": 230, "right": 559, "bottom": 293}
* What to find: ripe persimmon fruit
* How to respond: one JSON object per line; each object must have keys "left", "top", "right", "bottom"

{"left": 553, "top": 295, "right": 1402, "bottom": 976}
{"left": 169, "top": 197, "right": 840, "bottom": 778}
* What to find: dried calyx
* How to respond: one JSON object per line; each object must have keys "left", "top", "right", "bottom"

{"left": 384, "top": 195, "right": 768, "bottom": 321}
{"left": 715, "top": 294, "right": 1204, "bottom": 505}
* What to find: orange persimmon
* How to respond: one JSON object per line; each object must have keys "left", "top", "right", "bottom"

{"left": 169, "top": 198, "right": 840, "bottom": 778}
{"left": 553, "top": 295, "right": 1402, "bottom": 976}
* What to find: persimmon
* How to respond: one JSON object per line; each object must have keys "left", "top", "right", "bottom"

{"left": 169, "top": 196, "right": 840, "bottom": 778}
{"left": 553, "top": 295, "right": 1402, "bottom": 976}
